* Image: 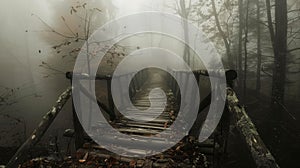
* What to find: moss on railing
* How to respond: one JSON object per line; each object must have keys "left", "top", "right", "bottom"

{"left": 227, "top": 88, "right": 279, "bottom": 168}
{"left": 6, "top": 87, "right": 72, "bottom": 168}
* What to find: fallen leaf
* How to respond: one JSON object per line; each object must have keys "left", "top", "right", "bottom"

{"left": 79, "top": 152, "right": 88, "bottom": 163}
{"left": 164, "top": 121, "right": 168, "bottom": 128}
{"left": 129, "top": 160, "right": 136, "bottom": 168}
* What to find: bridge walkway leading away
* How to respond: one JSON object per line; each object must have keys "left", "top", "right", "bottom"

{"left": 6, "top": 69, "right": 279, "bottom": 168}
{"left": 76, "top": 69, "right": 215, "bottom": 167}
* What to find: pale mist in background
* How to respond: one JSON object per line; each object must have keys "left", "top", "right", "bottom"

{"left": 0, "top": 0, "right": 203, "bottom": 148}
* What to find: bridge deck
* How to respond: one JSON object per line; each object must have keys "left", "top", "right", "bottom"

{"left": 9, "top": 70, "right": 279, "bottom": 168}
{"left": 75, "top": 71, "right": 214, "bottom": 167}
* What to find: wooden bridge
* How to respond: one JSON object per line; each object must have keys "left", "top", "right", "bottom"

{"left": 6, "top": 69, "right": 279, "bottom": 168}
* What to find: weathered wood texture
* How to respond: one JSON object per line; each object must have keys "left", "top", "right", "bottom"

{"left": 79, "top": 70, "right": 216, "bottom": 166}
{"left": 6, "top": 87, "right": 72, "bottom": 168}
{"left": 8, "top": 69, "right": 279, "bottom": 168}
{"left": 226, "top": 88, "right": 279, "bottom": 168}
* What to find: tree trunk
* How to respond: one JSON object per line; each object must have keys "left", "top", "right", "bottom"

{"left": 238, "top": 0, "right": 244, "bottom": 91}
{"left": 256, "top": 0, "right": 262, "bottom": 94}
{"left": 272, "top": 0, "right": 287, "bottom": 106}
{"left": 243, "top": 0, "right": 250, "bottom": 98}
{"left": 180, "top": 0, "right": 191, "bottom": 66}
{"left": 211, "top": 0, "right": 234, "bottom": 68}
{"left": 266, "top": 0, "right": 276, "bottom": 52}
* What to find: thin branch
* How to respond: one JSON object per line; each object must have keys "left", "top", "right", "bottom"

{"left": 39, "top": 62, "right": 64, "bottom": 74}
{"left": 61, "top": 16, "right": 76, "bottom": 36}
{"left": 288, "top": 47, "right": 300, "bottom": 53}
{"left": 265, "top": 0, "right": 275, "bottom": 51}
{"left": 287, "top": 9, "right": 300, "bottom": 13}
{"left": 261, "top": 63, "right": 273, "bottom": 77}
{"left": 31, "top": 14, "right": 76, "bottom": 39}
{"left": 274, "top": 99, "right": 297, "bottom": 120}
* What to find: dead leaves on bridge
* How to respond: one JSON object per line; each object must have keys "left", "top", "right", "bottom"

{"left": 20, "top": 138, "right": 208, "bottom": 168}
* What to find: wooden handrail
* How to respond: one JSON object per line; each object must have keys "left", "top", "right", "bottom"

{"left": 7, "top": 70, "right": 279, "bottom": 168}
{"left": 66, "top": 72, "right": 112, "bottom": 80}
{"left": 66, "top": 69, "right": 238, "bottom": 81}
{"left": 169, "top": 69, "right": 237, "bottom": 81}
{"left": 226, "top": 88, "right": 279, "bottom": 168}
{"left": 6, "top": 87, "right": 72, "bottom": 168}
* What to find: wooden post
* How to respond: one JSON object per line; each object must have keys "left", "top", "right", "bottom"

{"left": 219, "top": 104, "right": 230, "bottom": 154}
{"left": 6, "top": 87, "right": 72, "bottom": 168}
{"left": 107, "top": 78, "right": 116, "bottom": 121}
{"left": 118, "top": 76, "right": 125, "bottom": 109}
{"left": 132, "top": 75, "right": 138, "bottom": 96}
{"left": 68, "top": 74, "right": 86, "bottom": 150}
{"left": 71, "top": 82, "right": 85, "bottom": 149}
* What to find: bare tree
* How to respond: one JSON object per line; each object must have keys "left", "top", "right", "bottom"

{"left": 174, "top": 0, "right": 192, "bottom": 66}
{"left": 238, "top": 0, "right": 244, "bottom": 91}
{"left": 211, "top": 0, "right": 234, "bottom": 68}
{"left": 243, "top": 0, "right": 250, "bottom": 98}
{"left": 256, "top": 0, "right": 262, "bottom": 94}
{"left": 271, "top": 0, "right": 288, "bottom": 106}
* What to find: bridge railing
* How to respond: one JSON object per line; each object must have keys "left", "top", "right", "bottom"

{"left": 226, "top": 88, "right": 279, "bottom": 168}
{"left": 165, "top": 69, "right": 279, "bottom": 168}
{"left": 66, "top": 71, "right": 149, "bottom": 149}
{"left": 6, "top": 88, "right": 72, "bottom": 168}
{"left": 7, "top": 69, "right": 279, "bottom": 168}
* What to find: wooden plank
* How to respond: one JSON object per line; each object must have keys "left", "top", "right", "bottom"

{"left": 120, "top": 112, "right": 170, "bottom": 118}
{"left": 121, "top": 118, "right": 170, "bottom": 124}
{"left": 118, "top": 128, "right": 164, "bottom": 135}
{"left": 117, "top": 123, "right": 169, "bottom": 130}
{"left": 119, "top": 121, "right": 171, "bottom": 128}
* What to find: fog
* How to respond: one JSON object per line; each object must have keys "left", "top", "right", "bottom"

{"left": 1, "top": 1, "right": 300, "bottom": 167}
{"left": 1, "top": 0, "right": 299, "bottom": 141}
{"left": 0, "top": 0, "right": 201, "bottom": 147}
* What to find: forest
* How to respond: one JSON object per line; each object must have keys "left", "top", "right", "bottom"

{"left": 0, "top": 0, "right": 299, "bottom": 168}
